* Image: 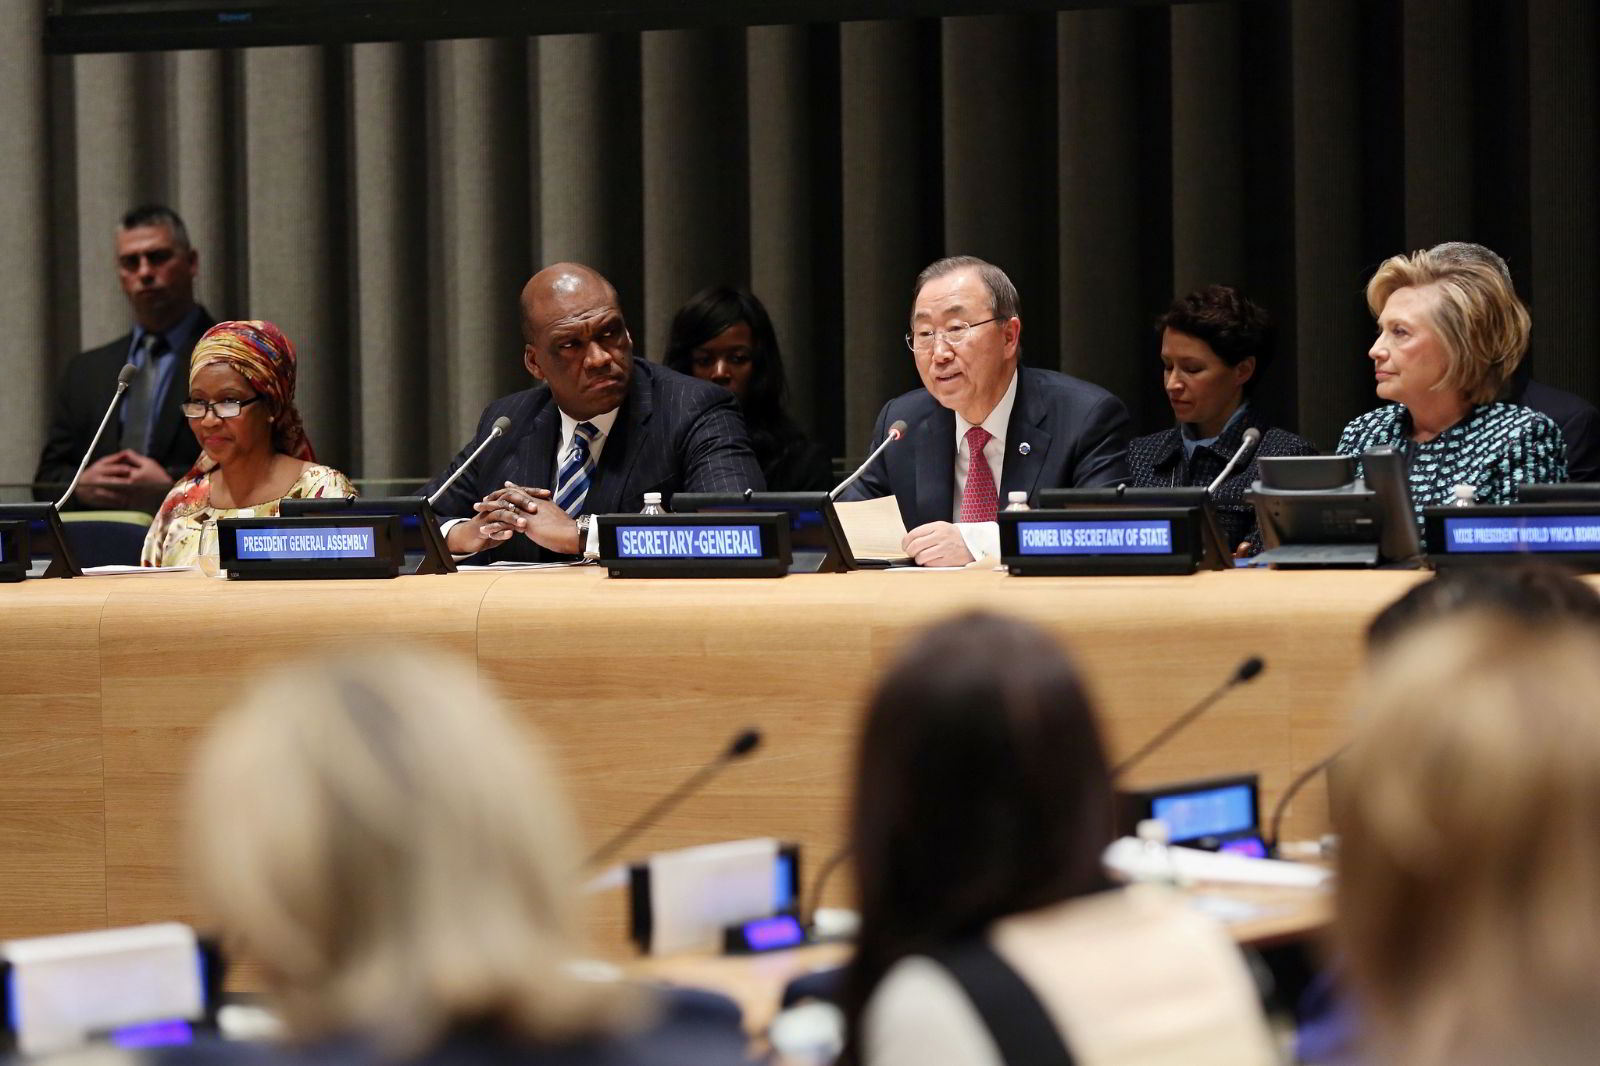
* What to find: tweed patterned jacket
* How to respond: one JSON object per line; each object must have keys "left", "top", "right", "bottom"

{"left": 1337, "top": 401, "right": 1567, "bottom": 546}
{"left": 1128, "top": 405, "right": 1318, "bottom": 551}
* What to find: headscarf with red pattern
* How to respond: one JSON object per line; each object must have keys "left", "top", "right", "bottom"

{"left": 187, "top": 320, "right": 316, "bottom": 467}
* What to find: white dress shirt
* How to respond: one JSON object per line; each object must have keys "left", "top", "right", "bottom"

{"left": 949, "top": 370, "right": 1018, "bottom": 562}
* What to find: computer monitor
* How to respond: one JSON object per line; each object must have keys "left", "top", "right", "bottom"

{"left": 279, "top": 496, "right": 455, "bottom": 575}
{"left": 1249, "top": 450, "right": 1421, "bottom": 569}
{"left": 1036, "top": 486, "right": 1231, "bottom": 570}
{"left": 1119, "top": 773, "right": 1265, "bottom": 857}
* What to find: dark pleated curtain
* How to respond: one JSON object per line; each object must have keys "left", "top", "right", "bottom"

{"left": 2, "top": 0, "right": 1597, "bottom": 490}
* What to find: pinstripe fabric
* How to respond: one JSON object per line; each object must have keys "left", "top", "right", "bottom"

{"left": 421, "top": 359, "right": 765, "bottom": 562}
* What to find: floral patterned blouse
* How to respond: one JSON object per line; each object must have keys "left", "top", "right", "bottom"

{"left": 140, "top": 463, "right": 355, "bottom": 567}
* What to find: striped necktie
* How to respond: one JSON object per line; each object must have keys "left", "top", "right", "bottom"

{"left": 553, "top": 421, "right": 600, "bottom": 515}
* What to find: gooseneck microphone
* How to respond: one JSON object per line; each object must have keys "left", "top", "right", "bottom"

{"left": 584, "top": 727, "right": 763, "bottom": 869}
{"left": 1205, "top": 427, "right": 1262, "bottom": 496}
{"left": 426, "top": 416, "right": 513, "bottom": 508}
{"left": 1267, "top": 743, "right": 1347, "bottom": 856}
{"left": 829, "top": 420, "right": 908, "bottom": 500}
{"left": 56, "top": 363, "right": 139, "bottom": 510}
{"left": 1112, "top": 656, "right": 1265, "bottom": 779}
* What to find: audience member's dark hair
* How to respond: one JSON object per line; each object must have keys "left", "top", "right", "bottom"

{"left": 663, "top": 286, "right": 827, "bottom": 487}
{"left": 120, "top": 204, "right": 191, "bottom": 249}
{"left": 664, "top": 286, "right": 787, "bottom": 418}
{"left": 838, "top": 611, "right": 1114, "bottom": 1062}
{"left": 1366, "top": 562, "right": 1600, "bottom": 650}
{"left": 1156, "top": 285, "right": 1271, "bottom": 393}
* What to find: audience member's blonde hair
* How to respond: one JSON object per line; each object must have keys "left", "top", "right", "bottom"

{"left": 1365, "top": 248, "right": 1531, "bottom": 405}
{"left": 1336, "top": 611, "right": 1600, "bottom": 1066}
{"left": 186, "top": 649, "right": 630, "bottom": 1051}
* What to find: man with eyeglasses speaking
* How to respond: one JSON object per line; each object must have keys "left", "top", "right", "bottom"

{"left": 34, "top": 204, "right": 214, "bottom": 510}
{"left": 838, "top": 256, "right": 1131, "bottom": 566}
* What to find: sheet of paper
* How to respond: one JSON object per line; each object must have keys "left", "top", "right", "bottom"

{"left": 453, "top": 560, "right": 593, "bottom": 571}
{"left": 833, "top": 496, "right": 910, "bottom": 560}
{"left": 83, "top": 565, "right": 195, "bottom": 575}
{"left": 2, "top": 922, "right": 204, "bottom": 1055}
{"left": 647, "top": 838, "right": 780, "bottom": 955}
{"left": 884, "top": 553, "right": 1001, "bottom": 572}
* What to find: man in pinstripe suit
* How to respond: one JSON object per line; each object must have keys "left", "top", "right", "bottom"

{"left": 425, "top": 263, "right": 764, "bottom": 563}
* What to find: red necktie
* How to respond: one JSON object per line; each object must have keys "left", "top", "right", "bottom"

{"left": 959, "top": 425, "right": 997, "bottom": 523}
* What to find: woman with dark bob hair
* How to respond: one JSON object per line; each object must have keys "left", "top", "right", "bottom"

{"left": 839, "top": 611, "right": 1275, "bottom": 1066}
{"left": 663, "top": 286, "right": 833, "bottom": 492}
{"left": 1129, "top": 285, "right": 1316, "bottom": 554}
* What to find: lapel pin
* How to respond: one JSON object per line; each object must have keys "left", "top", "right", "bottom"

{"left": 1018, "top": 441, "right": 1031, "bottom": 456}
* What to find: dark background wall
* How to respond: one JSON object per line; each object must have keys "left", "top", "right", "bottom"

{"left": 2, "top": 0, "right": 1595, "bottom": 485}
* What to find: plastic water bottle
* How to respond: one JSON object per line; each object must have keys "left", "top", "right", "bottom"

{"left": 1133, "top": 818, "right": 1182, "bottom": 888}
{"left": 640, "top": 492, "right": 667, "bottom": 515}
{"left": 1451, "top": 484, "right": 1477, "bottom": 507}
{"left": 1004, "top": 491, "right": 1031, "bottom": 512}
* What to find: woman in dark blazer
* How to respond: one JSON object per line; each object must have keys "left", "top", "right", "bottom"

{"left": 1129, "top": 285, "right": 1317, "bottom": 554}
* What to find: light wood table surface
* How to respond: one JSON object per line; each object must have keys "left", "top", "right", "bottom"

{"left": 0, "top": 565, "right": 1417, "bottom": 961}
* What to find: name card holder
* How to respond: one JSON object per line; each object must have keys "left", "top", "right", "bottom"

{"left": 999, "top": 506, "right": 1202, "bottom": 576}
{"left": 1423, "top": 502, "right": 1600, "bottom": 571}
{"left": 279, "top": 496, "right": 455, "bottom": 575}
{"left": 0, "top": 503, "right": 82, "bottom": 579}
{"left": 597, "top": 513, "right": 790, "bottom": 578}
{"left": 218, "top": 515, "right": 405, "bottom": 580}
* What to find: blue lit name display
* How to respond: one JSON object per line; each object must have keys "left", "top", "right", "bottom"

{"left": 613, "top": 524, "right": 764, "bottom": 559}
{"left": 1443, "top": 514, "right": 1600, "bottom": 553}
{"left": 1015, "top": 519, "right": 1174, "bottom": 556}
{"left": 234, "top": 526, "right": 378, "bottom": 560}
{"left": 1153, "top": 783, "right": 1256, "bottom": 842}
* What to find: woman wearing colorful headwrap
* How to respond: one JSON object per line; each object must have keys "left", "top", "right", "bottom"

{"left": 140, "top": 321, "right": 353, "bottom": 567}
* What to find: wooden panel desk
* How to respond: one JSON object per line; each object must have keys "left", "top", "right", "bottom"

{"left": 0, "top": 565, "right": 1421, "bottom": 957}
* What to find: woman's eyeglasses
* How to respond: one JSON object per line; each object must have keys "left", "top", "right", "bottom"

{"left": 181, "top": 395, "right": 263, "bottom": 419}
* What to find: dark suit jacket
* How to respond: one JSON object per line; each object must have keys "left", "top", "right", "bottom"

{"left": 1512, "top": 378, "right": 1600, "bottom": 482}
{"left": 423, "top": 359, "right": 765, "bottom": 562}
{"left": 840, "top": 366, "right": 1133, "bottom": 530}
{"left": 33, "top": 308, "right": 215, "bottom": 504}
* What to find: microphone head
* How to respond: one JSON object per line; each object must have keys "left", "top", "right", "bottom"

{"left": 726, "top": 728, "right": 762, "bottom": 759}
{"left": 490, "top": 416, "right": 512, "bottom": 435}
{"left": 1235, "top": 656, "right": 1266, "bottom": 684}
{"left": 1240, "top": 427, "right": 1262, "bottom": 448}
{"left": 116, "top": 363, "right": 138, "bottom": 387}
{"left": 887, "top": 420, "right": 908, "bottom": 441}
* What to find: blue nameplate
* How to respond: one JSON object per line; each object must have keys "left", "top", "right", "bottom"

{"left": 1014, "top": 518, "right": 1175, "bottom": 555}
{"left": 234, "top": 526, "right": 379, "bottom": 560}
{"left": 1425, "top": 503, "right": 1600, "bottom": 571}
{"left": 999, "top": 507, "right": 1201, "bottom": 576}
{"left": 598, "top": 513, "right": 790, "bottom": 578}
{"left": 219, "top": 515, "right": 405, "bottom": 580}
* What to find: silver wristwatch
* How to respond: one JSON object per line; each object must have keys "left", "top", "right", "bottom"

{"left": 576, "top": 513, "right": 598, "bottom": 559}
